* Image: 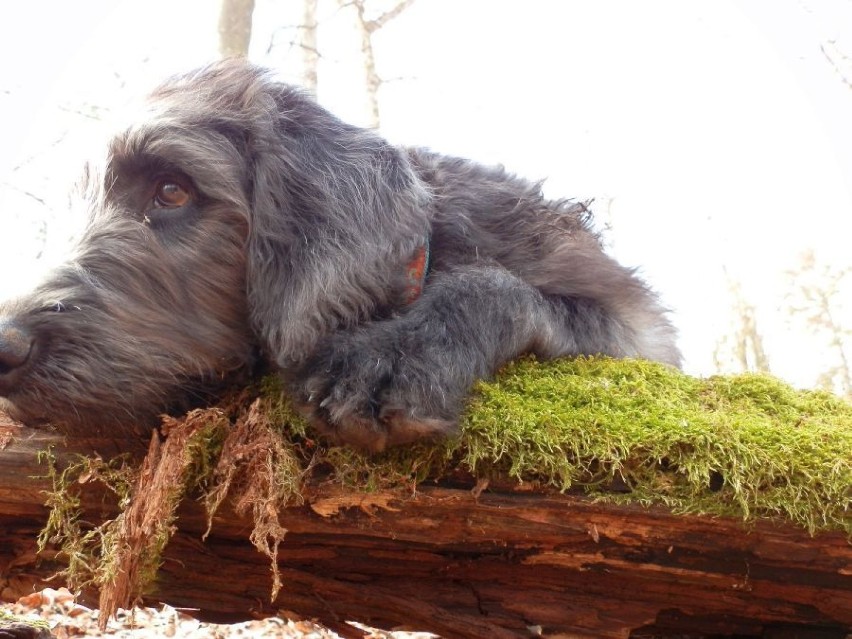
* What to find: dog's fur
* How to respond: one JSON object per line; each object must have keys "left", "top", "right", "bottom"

{"left": 0, "top": 61, "right": 680, "bottom": 451}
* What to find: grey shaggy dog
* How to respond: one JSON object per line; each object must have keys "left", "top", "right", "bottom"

{"left": 0, "top": 61, "right": 680, "bottom": 452}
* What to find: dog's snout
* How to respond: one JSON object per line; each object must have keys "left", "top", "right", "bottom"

{"left": 0, "top": 318, "right": 34, "bottom": 376}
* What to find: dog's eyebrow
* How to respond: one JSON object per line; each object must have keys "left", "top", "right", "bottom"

{"left": 106, "top": 125, "right": 249, "bottom": 202}
{"left": 113, "top": 118, "right": 240, "bottom": 160}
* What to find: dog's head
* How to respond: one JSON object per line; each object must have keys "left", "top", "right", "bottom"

{"left": 0, "top": 61, "right": 429, "bottom": 433}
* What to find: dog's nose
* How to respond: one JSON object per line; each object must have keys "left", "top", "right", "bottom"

{"left": 0, "top": 319, "right": 34, "bottom": 374}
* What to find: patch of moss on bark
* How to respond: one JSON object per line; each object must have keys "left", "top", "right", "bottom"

{"left": 261, "top": 356, "right": 851, "bottom": 534}
{"left": 39, "top": 356, "right": 851, "bottom": 619}
{"left": 455, "top": 357, "right": 851, "bottom": 533}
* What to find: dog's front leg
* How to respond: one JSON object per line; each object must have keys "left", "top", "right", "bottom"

{"left": 291, "top": 264, "right": 605, "bottom": 453}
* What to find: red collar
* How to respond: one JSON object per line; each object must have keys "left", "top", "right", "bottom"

{"left": 403, "top": 242, "right": 430, "bottom": 304}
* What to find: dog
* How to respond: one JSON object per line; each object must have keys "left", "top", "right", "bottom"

{"left": 0, "top": 61, "right": 680, "bottom": 452}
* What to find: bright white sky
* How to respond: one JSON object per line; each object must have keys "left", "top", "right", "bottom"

{"left": 1, "top": 0, "right": 851, "bottom": 391}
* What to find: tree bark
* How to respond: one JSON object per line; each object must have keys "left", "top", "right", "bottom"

{"left": 300, "top": 0, "right": 319, "bottom": 94}
{"left": 218, "top": 0, "right": 256, "bottom": 58}
{"left": 344, "top": 0, "right": 415, "bottom": 129}
{"left": 0, "top": 421, "right": 850, "bottom": 638}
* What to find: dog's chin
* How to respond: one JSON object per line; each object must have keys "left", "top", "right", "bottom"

{"left": 0, "top": 397, "right": 31, "bottom": 426}
{"left": 0, "top": 367, "right": 251, "bottom": 439}
{"left": 0, "top": 400, "right": 91, "bottom": 441}
{"left": 42, "top": 409, "right": 161, "bottom": 440}
{"left": 1, "top": 389, "right": 164, "bottom": 437}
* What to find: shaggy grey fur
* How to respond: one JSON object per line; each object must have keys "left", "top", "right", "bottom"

{"left": 0, "top": 61, "right": 680, "bottom": 451}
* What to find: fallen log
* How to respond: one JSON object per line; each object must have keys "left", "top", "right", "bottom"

{"left": 1, "top": 358, "right": 851, "bottom": 638}
{"left": 1, "top": 421, "right": 850, "bottom": 638}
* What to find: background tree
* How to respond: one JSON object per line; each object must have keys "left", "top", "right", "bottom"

{"left": 785, "top": 250, "right": 851, "bottom": 399}
{"left": 713, "top": 274, "right": 772, "bottom": 374}
{"left": 219, "top": 0, "right": 256, "bottom": 58}
{"left": 299, "top": 0, "right": 319, "bottom": 94}
{"left": 821, "top": 39, "right": 852, "bottom": 90}
{"left": 338, "top": 0, "right": 415, "bottom": 129}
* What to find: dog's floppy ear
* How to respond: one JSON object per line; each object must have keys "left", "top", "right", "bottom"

{"left": 245, "top": 79, "right": 431, "bottom": 366}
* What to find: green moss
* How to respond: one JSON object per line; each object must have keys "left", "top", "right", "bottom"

{"left": 0, "top": 608, "right": 51, "bottom": 633}
{"left": 260, "top": 356, "right": 850, "bottom": 535}
{"left": 455, "top": 357, "right": 851, "bottom": 534}
{"left": 37, "top": 449, "right": 138, "bottom": 590}
{"left": 39, "top": 356, "right": 851, "bottom": 598}
{"left": 36, "top": 413, "right": 232, "bottom": 596}
{"left": 183, "top": 414, "right": 231, "bottom": 490}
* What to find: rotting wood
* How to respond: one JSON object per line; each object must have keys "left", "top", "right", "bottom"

{"left": 0, "top": 422, "right": 850, "bottom": 638}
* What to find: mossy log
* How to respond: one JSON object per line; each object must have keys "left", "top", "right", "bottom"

{"left": 2, "top": 358, "right": 852, "bottom": 638}
{"left": 1, "top": 423, "right": 850, "bottom": 639}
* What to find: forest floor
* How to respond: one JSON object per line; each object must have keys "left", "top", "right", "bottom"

{"left": 1, "top": 588, "right": 435, "bottom": 639}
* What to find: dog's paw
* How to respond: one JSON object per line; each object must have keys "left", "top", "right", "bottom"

{"left": 293, "top": 334, "right": 395, "bottom": 452}
{"left": 293, "top": 335, "right": 458, "bottom": 453}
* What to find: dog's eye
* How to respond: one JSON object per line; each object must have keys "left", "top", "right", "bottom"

{"left": 153, "top": 181, "right": 191, "bottom": 208}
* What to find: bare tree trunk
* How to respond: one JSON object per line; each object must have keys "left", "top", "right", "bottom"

{"left": 300, "top": 0, "right": 320, "bottom": 94}
{"left": 785, "top": 251, "right": 852, "bottom": 399}
{"left": 821, "top": 40, "right": 852, "bottom": 90}
{"left": 714, "top": 274, "right": 771, "bottom": 374}
{"left": 343, "top": 0, "right": 415, "bottom": 129}
{"left": 811, "top": 288, "right": 852, "bottom": 398}
{"left": 218, "top": 0, "right": 256, "bottom": 59}
{"left": 349, "top": 2, "right": 381, "bottom": 129}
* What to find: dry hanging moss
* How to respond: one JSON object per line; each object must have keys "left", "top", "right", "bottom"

{"left": 38, "top": 356, "right": 852, "bottom": 622}
{"left": 38, "top": 391, "right": 308, "bottom": 623}
{"left": 203, "top": 397, "right": 306, "bottom": 600}
{"left": 95, "top": 408, "right": 231, "bottom": 628}
{"left": 37, "top": 449, "right": 137, "bottom": 591}
{"left": 38, "top": 407, "right": 231, "bottom": 628}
